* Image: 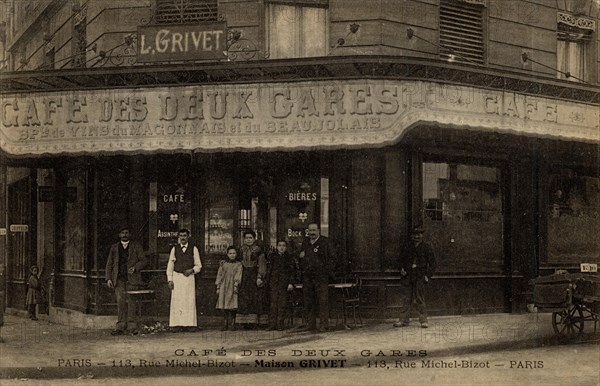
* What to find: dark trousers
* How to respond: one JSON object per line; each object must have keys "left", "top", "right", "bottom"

{"left": 27, "top": 304, "right": 37, "bottom": 319}
{"left": 303, "top": 276, "right": 329, "bottom": 329}
{"left": 114, "top": 280, "right": 138, "bottom": 331}
{"left": 399, "top": 279, "right": 428, "bottom": 323}
{"left": 269, "top": 283, "right": 288, "bottom": 328}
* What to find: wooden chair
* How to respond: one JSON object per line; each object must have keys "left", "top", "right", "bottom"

{"left": 340, "top": 275, "right": 363, "bottom": 328}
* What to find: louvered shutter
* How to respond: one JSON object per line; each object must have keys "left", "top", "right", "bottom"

{"left": 155, "top": 0, "right": 219, "bottom": 24}
{"left": 439, "top": 0, "right": 485, "bottom": 64}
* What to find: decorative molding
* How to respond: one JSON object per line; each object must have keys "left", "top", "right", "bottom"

{"left": 557, "top": 11, "right": 595, "bottom": 31}
{"left": 1, "top": 58, "right": 598, "bottom": 105}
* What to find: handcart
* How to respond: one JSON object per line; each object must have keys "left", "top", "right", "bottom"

{"left": 533, "top": 272, "right": 600, "bottom": 338}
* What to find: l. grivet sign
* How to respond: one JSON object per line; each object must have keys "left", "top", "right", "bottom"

{"left": 0, "top": 80, "right": 598, "bottom": 155}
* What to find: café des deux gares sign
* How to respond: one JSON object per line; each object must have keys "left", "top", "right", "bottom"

{"left": 137, "top": 23, "right": 226, "bottom": 63}
{"left": 1, "top": 80, "right": 598, "bottom": 155}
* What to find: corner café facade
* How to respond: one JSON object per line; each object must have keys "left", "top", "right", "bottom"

{"left": 1, "top": 58, "right": 599, "bottom": 325}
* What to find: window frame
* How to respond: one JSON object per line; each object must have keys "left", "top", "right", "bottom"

{"left": 265, "top": 1, "right": 329, "bottom": 59}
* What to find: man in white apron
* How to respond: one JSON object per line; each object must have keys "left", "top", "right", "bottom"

{"left": 166, "top": 229, "right": 202, "bottom": 332}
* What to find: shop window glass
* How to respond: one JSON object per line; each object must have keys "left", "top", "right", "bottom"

{"left": 62, "top": 169, "right": 86, "bottom": 271}
{"left": 547, "top": 169, "right": 600, "bottom": 264}
{"left": 96, "top": 163, "right": 130, "bottom": 271}
{"left": 266, "top": 2, "right": 327, "bottom": 59}
{"left": 7, "top": 167, "right": 31, "bottom": 281}
{"left": 204, "top": 178, "right": 235, "bottom": 268}
{"left": 423, "top": 162, "right": 503, "bottom": 273}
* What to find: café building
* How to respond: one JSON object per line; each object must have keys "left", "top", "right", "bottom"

{"left": 0, "top": 0, "right": 598, "bottom": 326}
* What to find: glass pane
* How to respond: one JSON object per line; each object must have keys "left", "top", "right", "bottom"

{"left": 423, "top": 162, "right": 503, "bottom": 273}
{"left": 548, "top": 171, "right": 600, "bottom": 263}
{"left": 268, "top": 4, "right": 298, "bottom": 58}
{"left": 63, "top": 170, "right": 86, "bottom": 271}
{"left": 301, "top": 7, "right": 327, "bottom": 57}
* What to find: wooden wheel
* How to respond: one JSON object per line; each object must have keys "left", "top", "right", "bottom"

{"left": 552, "top": 305, "right": 584, "bottom": 337}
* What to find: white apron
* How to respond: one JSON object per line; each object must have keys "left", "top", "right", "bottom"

{"left": 169, "top": 271, "right": 197, "bottom": 327}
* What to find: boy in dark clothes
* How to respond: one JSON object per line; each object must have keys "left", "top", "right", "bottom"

{"left": 267, "top": 240, "right": 295, "bottom": 331}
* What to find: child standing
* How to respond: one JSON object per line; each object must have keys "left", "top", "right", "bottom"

{"left": 26, "top": 266, "right": 43, "bottom": 321}
{"left": 216, "top": 246, "right": 243, "bottom": 331}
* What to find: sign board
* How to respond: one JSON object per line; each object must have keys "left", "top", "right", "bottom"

{"left": 2, "top": 80, "right": 598, "bottom": 156}
{"left": 0, "top": 228, "right": 6, "bottom": 236}
{"left": 580, "top": 263, "right": 598, "bottom": 272}
{"left": 137, "top": 22, "right": 226, "bottom": 63}
{"left": 9, "top": 224, "right": 28, "bottom": 232}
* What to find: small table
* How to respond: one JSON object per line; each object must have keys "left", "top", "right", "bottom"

{"left": 126, "top": 289, "right": 156, "bottom": 323}
{"left": 290, "top": 282, "right": 360, "bottom": 329}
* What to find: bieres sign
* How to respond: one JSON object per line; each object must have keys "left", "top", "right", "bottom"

{"left": 137, "top": 23, "right": 226, "bottom": 63}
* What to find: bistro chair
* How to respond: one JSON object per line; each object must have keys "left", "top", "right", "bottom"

{"left": 340, "top": 275, "right": 363, "bottom": 328}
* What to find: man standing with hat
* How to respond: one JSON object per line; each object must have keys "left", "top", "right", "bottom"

{"left": 106, "top": 227, "right": 147, "bottom": 335}
{"left": 394, "top": 226, "right": 436, "bottom": 328}
{"left": 299, "top": 223, "right": 336, "bottom": 332}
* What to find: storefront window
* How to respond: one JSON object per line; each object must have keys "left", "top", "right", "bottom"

{"left": 547, "top": 169, "right": 600, "bottom": 264}
{"left": 422, "top": 162, "right": 503, "bottom": 273}
{"left": 62, "top": 169, "right": 86, "bottom": 271}
{"left": 204, "top": 178, "right": 235, "bottom": 268}
{"left": 7, "top": 167, "right": 31, "bottom": 281}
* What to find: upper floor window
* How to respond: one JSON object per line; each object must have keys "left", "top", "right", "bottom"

{"left": 155, "top": 0, "right": 218, "bottom": 24}
{"left": 556, "top": 12, "right": 594, "bottom": 82}
{"left": 266, "top": 0, "right": 328, "bottom": 59}
{"left": 439, "top": 0, "right": 485, "bottom": 65}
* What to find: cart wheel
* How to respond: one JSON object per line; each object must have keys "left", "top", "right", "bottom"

{"left": 552, "top": 305, "right": 584, "bottom": 337}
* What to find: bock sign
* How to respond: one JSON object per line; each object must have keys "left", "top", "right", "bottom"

{"left": 137, "top": 23, "right": 226, "bottom": 63}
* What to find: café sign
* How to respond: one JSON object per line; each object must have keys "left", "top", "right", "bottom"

{"left": 1, "top": 80, "right": 598, "bottom": 155}
{"left": 137, "top": 22, "right": 226, "bottom": 63}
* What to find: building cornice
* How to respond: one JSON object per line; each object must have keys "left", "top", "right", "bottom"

{"left": 1, "top": 56, "right": 598, "bottom": 105}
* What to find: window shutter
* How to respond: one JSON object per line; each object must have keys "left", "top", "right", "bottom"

{"left": 265, "top": 0, "right": 328, "bottom": 7}
{"left": 439, "top": 0, "right": 484, "bottom": 64}
{"left": 155, "top": 0, "right": 219, "bottom": 24}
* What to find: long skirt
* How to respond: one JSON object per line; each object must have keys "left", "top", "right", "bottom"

{"left": 169, "top": 271, "right": 197, "bottom": 327}
{"left": 236, "top": 266, "right": 258, "bottom": 324}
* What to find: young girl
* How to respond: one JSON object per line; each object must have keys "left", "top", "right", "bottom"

{"left": 216, "top": 246, "right": 243, "bottom": 331}
{"left": 26, "top": 266, "right": 43, "bottom": 321}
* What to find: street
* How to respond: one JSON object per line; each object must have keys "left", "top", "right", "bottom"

{"left": 1, "top": 313, "right": 598, "bottom": 386}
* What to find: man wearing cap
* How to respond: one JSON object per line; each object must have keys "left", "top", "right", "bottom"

{"left": 106, "top": 227, "right": 147, "bottom": 335}
{"left": 394, "top": 226, "right": 436, "bottom": 328}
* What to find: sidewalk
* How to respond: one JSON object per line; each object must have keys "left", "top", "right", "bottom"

{"left": 0, "top": 312, "right": 594, "bottom": 380}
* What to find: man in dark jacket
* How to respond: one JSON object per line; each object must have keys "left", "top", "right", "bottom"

{"left": 394, "top": 227, "right": 436, "bottom": 328}
{"left": 105, "top": 227, "right": 147, "bottom": 335}
{"left": 299, "top": 223, "right": 336, "bottom": 332}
